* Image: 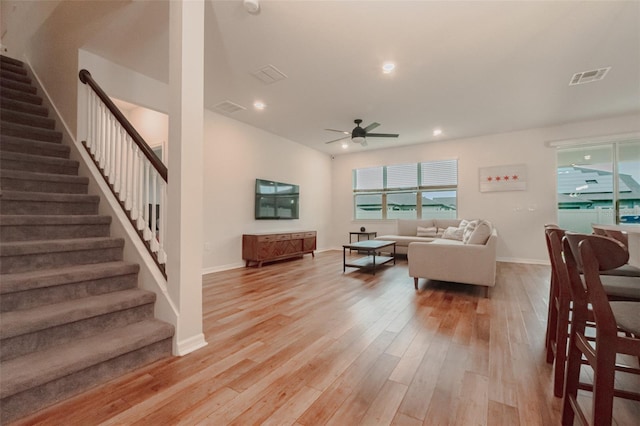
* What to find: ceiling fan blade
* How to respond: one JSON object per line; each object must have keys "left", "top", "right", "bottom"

{"left": 325, "top": 128, "right": 350, "bottom": 134}
{"left": 325, "top": 136, "right": 350, "bottom": 144}
{"left": 363, "top": 122, "right": 380, "bottom": 132}
{"left": 366, "top": 133, "right": 399, "bottom": 138}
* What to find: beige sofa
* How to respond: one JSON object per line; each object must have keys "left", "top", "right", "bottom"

{"left": 376, "top": 219, "right": 498, "bottom": 294}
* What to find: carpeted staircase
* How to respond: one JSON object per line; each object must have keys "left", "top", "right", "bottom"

{"left": 0, "top": 55, "right": 175, "bottom": 423}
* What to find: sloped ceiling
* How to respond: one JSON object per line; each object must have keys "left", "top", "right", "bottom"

{"left": 75, "top": 0, "right": 640, "bottom": 155}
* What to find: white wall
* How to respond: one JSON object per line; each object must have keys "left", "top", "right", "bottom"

{"left": 330, "top": 113, "right": 640, "bottom": 264}
{"left": 202, "top": 110, "right": 333, "bottom": 273}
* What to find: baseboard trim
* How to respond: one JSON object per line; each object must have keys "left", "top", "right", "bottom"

{"left": 201, "top": 248, "right": 334, "bottom": 276}
{"left": 175, "top": 333, "right": 208, "bottom": 356}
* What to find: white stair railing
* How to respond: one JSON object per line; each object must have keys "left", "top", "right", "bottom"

{"left": 79, "top": 70, "right": 168, "bottom": 272}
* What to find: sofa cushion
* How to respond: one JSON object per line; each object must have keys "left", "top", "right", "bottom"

{"left": 417, "top": 226, "right": 438, "bottom": 237}
{"left": 462, "top": 220, "right": 479, "bottom": 243}
{"left": 376, "top": 235, "right": 437, "bottom": 247}
{"left": 435, "top": 219, "right": 463, "bottom": 229}
{"left": 397, "top": 219, "right": 435, "bottom": 237}
{"left": 467, "top": 220, "right": 493, "bottom": 245}
{"left": 442, "top": 226, "right": 465, "bottom": 241}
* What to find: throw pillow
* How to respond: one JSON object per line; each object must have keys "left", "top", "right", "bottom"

{"left": 462, "top": 220, "right": 479, "bottom": 244}
{"left": 466, "top": 220, "right": 493, "bottom": 245}
{"left": 442, "top": 226, "right": 464, "bottom": 241}
{"left": 417, "top": 226, "right": 438, "bottom": 237}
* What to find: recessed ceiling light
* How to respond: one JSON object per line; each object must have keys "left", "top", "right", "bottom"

{"left": 433, "top": 129, "right": 443, "bottom": 136}
{"left": 253, "top": 101, "right": 266, "bottom": 110}
{"left": 382, "top": 62, "right": 395, "bottom": 74}
{"left": 584, "top": 155, "right": 591, "bottom": 160}
{"left": 341, "top": 141, "right": 349, "bottom": 149}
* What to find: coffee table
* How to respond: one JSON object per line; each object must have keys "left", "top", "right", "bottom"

{"left": 342, "top": 240, "right": 396, "bottom": 275}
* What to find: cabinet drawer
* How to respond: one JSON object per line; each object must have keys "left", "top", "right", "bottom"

{"left": 291, "top": 233, "right": 305, "bottom": 239}
{"left": 276, "top": 234, "right": 291, "bottom": 241}
{"left": 304, "top": 232, "right": 316, "bottom": 237}
{"left": 257, "top": 235, "right": 276, "bottom": 242}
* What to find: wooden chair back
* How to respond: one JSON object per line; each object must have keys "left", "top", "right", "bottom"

{"left": 564, "top": 232, "right": 629, "bottom": 272}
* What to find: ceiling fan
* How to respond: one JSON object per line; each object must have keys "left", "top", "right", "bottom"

{"left": 325, "top": 119, "right": 399, "bottom": 147}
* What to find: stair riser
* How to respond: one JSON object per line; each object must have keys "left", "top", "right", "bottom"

{"left": 1, "top": 304, "right": 155, "bottom": 361}
{"left": 0, "top": 200, "right": 99, "bottom": 215}
{"left": 1, "top": 98, "right": 48, "bottom": 117}
{"left": 0, "top": 137, "right": 70, "bottom": 158}
{"left": 0, "top": 246, "right": 123, "bottom": 274}
{"left": 0, "top": 178, "right": 86, "bottom": 194}
{"left": 1, "top": 123, "right": 62, "bottom": 143}
{"left": 0, "top": 78, "right": 37, "bottom": 94}
{"left": 1, "top": 109, "right": 55, "bottom": 129}
{"left": 0, "top": 222, "right": 110, "bottom": 242}
{"left": 0, "top": 338, "right": 172, "bottom": 424}
{"left": 0, "top": 62, "right": 27, "bottom": 76}
{"left": 1, "top": 159, "right": 78, "bottom": 175}
{"left": 0, "top": 88, "right": 42, "bottom": 105}
{"left": 0, "top": 272, "right": 138, "bottom": 312}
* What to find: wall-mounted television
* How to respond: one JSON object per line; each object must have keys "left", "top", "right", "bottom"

{"left": 255, "top": 178, "right": 299, "bottom": 220}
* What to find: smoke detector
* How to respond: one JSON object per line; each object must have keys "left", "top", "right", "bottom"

{"left": 243, "top": 0, "right": 260, "bottom": 14}
{"left": 569, "top": 67, "right": 611, "bottom": 86}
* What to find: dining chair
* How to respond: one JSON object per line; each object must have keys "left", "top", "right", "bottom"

{"left": 544, "top": 228, "right": 640, "bottom": 398}
{"left": 591, "top": 224, "right": 639, "bottom": 278}
{"left": 562, "top": 234, "right": 640, "bottom": 426}
{"left": 545, "top": 227, "right": 572, "bottom": 397}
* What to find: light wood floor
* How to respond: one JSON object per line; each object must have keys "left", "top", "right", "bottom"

{"left": 13, "top": 251, "right": 640, "bottom": 425}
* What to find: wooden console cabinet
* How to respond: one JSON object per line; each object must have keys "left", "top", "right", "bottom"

{"left": 242, "top": 231, "right": 316, "bottom": 267}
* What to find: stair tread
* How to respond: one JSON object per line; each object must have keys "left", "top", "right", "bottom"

{"left": 0, "top": 169, "right": 86, "bottom": 183}
{"left": 1, "top": 108, "right": 55, "bottom": 128}
{"left": 0, "top": 135, "right": 70, "bottom": 155}
{"left": 1, "top": 120, "right": 60, "bottom": 137}
{"left": 0, "top": 318, "right": 173, "bottom": 399}
{"left": 0, "top": 56, "right": 25, "bottom": 67}
{"left": 0, "top": 80, "right": 37, "bottom": 94}
{"left": 0, "top": 190, "right": 99, "bottom": 202}
{"left": 0, "top": 87, "right": 42, "bottom": 105}
{"left": 0, "top": 150, "right": 78, "bottom": 166}
{"left": 0, "top": 214, "right": 110, "bottom": 226}
{"left": 0, "top": 288, "right": 156, "bottom": 339}
{"left": 0, "top": 70, "right": 31, "bottom": 85}
{"left": 0, "top": 236, "right": 124, "bottom": 256}
{"left": 0, "top": 261, "right": 139, "bottom": 294}
{"left": 1, "top": 98, "right": 48, "bottom": 116}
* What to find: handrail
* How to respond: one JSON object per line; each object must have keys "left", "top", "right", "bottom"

{"left": 78, "top": 69, "right": 168, "bottom": 273}
{"left": 79, "top": 69, "right": 167, "bottom": 181}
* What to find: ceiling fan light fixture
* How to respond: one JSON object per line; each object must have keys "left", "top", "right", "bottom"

{"left": 352, "top": 136, "right": 366, "bottom": 144}
{"left": 433, "top": 129, "right": 443, "bottom": 136}
{"left": 382, "top": 62, "right": 396, "bottom": 74}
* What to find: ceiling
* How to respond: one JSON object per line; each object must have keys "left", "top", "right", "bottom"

{"left": 79, "top": 0, "right": 640, "bottom": 156}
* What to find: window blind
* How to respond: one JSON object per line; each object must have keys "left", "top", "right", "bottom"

{"left": 386, "top": 163, "right": 418, "bottom": 189}
{"left": 354, "top": 166, "right": 383, "bottom": 190}
{"left": 421, "top": 159, "right": 458, "bottom": 187}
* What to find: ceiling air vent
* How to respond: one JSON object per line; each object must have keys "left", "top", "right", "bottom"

{"left": 213, "top": 100, "right": 246, "bottom": 115}
{"left": 251, "top": 64, "right": 288, "bottom": 85}
{"left": 569, "top": 67, "right": 611, "bottom": 86}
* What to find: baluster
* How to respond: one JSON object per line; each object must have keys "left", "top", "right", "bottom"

{"left": 95, "top": 102, "right": 101, "bottom": 164}
{"left": 124, "top": 135, "right": 132, "bottom": 211}
{"left": 86, "top": 87, "right": 92, "bottom": 152}
{"left": 143, "top": 161, "right": 150, "bottom": 239}
{"left": 90, "top": 92, "right": 97, "bottom": 155}
{"left": 157, "top": 180, "right": 167, "bottom": 264}
{"left": 150, "top": 171, "right": 159, "bottom": 250}
{"left": 131, "top": 145, "right": 139, "bottom": 220}
{"left": 113, "top": 123, "right": 121, "bottom": 194}
{"left": 138, "top": 152, "right": 146, "bottom": 230}
{"left": 105, "top": 115, "right": 112, "bottom": 183}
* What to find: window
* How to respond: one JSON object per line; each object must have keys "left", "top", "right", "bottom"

{"left": 353, "top": 159, "right": 458, "bottom": 220}
{"left": 556, "top": 139, "right": 640, "bottom": 232}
